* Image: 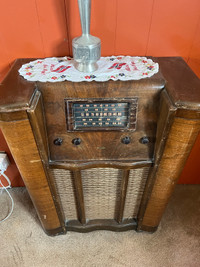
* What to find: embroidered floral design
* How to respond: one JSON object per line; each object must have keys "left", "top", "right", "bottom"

{"left": 142, "top": 60, "right": 148, "bottom": 64}
{"left": 25, "top": 65, "right": 34, "bottom": 70}
{"left": 84, "top": 75, "right": 96, "bottom": 79}
{"left": 50, "top": 65, "right": 71, "bottom": 73}
{"left": 19, "top": 56, "right": 159, "bottom": 82}
{"left": 125, "top": 64, "right": 131, "bottom": 71}
{"left": 147, "top": 66, "right": 154, "bottom": 70}
{"left": 109, "top": 63, "right": 126, "bottom": 70}
{"left": 41, "top": 64, "right": 48, "bottom": 75}
{"left": 131, "top": 62, "right": 138, "bottom": 71}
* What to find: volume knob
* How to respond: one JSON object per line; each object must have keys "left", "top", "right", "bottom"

{"left": 53, "top": 138, "right": 63, "bottom": 146}
{"left": 121, "top": 136, "right": 131, "bottom": 145}
{"left": 140, "top": 136, "right": 149, "bottom": 144}
{"left": 72, "top": 138, "right": 81, "bottom": 146}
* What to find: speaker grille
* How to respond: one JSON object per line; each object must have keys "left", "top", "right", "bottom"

{"left": 123, "top": 167, "right": 150, "bottom": 219}
{"left": 51, "top": 169, "right": 77, "bottom": 220}
{"left": 50, "top": 167, "right": 150, "bottom": 222}
{"left": 81, "top": 168, "right": 123, "bottom": 220}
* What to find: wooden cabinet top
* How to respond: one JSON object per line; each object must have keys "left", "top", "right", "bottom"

{"left": 0, "top": 57, "right": 200, "bottom": 113}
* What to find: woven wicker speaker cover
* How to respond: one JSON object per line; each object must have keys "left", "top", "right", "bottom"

{"left": 51, "top": 167, "right": 150, "bottom": 222}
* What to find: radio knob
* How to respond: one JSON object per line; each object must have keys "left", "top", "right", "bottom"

{"left": 121, "top": 136, "right": 131, "bottom": 145}
{"left": 53, "top": 138, "right": 63, "bottom": 146}
{"left": 72, "top": 138, "right": 81, "bottom": 146}
{"left": 140, "top": 136, "right": 149, "bottom": 144}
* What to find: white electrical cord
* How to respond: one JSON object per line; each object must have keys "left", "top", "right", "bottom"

{"left": 0, "top": 170, "right": 14, "bottom": 222}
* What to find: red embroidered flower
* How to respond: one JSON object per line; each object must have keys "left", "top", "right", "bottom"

{"left": 37, "top": 61, "right": 43, "bottom": 63}
{"left": 142, "top": 60, "right": 147, "bottom": 63}
{"left": 143, "top": 72, "right": 148, "bottom": 75}
{"left": 51, "top": 76, "right": 57, "bottom": 80}
{"left": 125, "top": 64, "right": 131, "bottom": 71}
{"left": 147, "top": 66, "right": 154, "bottom": 70}
{"left": 111, "top": 76, "right": 115, "bottom": 79}
{"left": 25, "top": 65, "right": 33, "bottom": 70}
{"left": 85, "top": 76, "right": 90, "bottom": 79}
{"left": 26, "top": 72, "right": 32, "bottom": 76}
{"left": 117, "top": 57, "right": 123, "bottom": 60}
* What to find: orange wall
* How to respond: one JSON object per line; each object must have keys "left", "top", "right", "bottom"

{"left": 0, "top": 0, "right": 200, "bottom": 185}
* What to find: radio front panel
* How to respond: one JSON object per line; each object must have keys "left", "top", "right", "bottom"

{"left": 40, "top": 82, "right": 161, "bottom": 162}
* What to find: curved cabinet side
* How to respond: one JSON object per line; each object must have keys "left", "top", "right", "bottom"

{"left": 0, "top": 116, "right": 65, "bottom": 235}
{"left": 139, "top": 115, "right": 200, "bottom": 231}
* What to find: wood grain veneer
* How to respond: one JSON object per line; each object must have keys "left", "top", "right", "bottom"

{"left": 0, "top": 57, "right": 200, "bottom": 235}
{"left": 139, "top": 116, "right": 200, "bottom": 230}
{"left": 0, "top": 117, "right": 65, "bottom": 234}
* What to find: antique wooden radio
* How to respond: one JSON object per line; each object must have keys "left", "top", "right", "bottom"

{"left": 0, "top": 57, "right": 200, "bottom": 235}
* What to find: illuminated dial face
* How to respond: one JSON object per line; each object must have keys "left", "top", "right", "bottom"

{"left": 73, "top": 102, "right": 129, "bottom": 129}
{"left": 65, "top": 98, "right": 137, "bottom": 132}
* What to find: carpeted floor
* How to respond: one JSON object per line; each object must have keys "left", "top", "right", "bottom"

{"left": 0, "top": 185, "right": 200, "bottom": 267}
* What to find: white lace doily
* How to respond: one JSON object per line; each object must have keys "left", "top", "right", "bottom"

{"left": 18, "top": 56, "right": 159, "bottom": 82}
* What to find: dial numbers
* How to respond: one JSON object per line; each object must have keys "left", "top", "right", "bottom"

{"left": 73, "top": 102, "right": 129, "bottom": 128}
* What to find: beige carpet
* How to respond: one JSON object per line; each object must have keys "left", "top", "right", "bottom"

{"left": 0, "top": 185, "right": 200, "bottom": 267}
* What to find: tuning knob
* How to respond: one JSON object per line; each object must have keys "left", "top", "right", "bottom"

{"left": 121, "top": 136, "right": 131, "bottom": 145}
{"left": 140, "top": 136, "right": 149, "bottom": 144}
{"left": 53, "top": 138, "right": 63, "bottom": 146}
{"left": 72, "top": 138, "right": 81, "bottom": 146}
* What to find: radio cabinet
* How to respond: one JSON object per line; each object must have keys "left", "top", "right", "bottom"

{"left": 0, "top": 57, "right": 200, "bottom": 235}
